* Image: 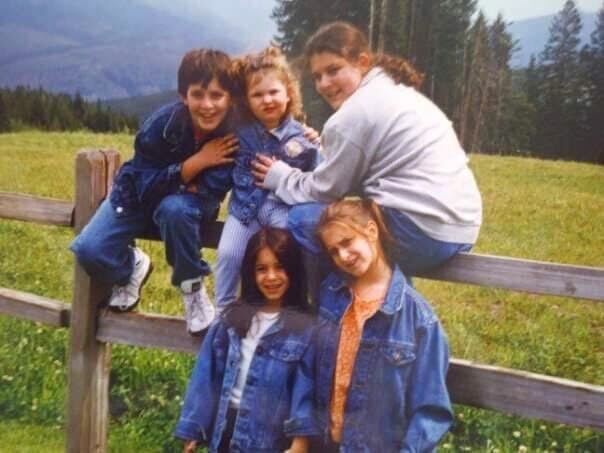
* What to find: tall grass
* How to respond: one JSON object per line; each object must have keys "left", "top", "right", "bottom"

{"left": 0, "top": 131, "right": 603, "bottom": 451}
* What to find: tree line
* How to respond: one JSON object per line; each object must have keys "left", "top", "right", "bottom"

{"left": 273, "top": 0, "right": 604, "bottom": 164}
{"left": 0, "top": 86, "right": 138, "bottom": 134}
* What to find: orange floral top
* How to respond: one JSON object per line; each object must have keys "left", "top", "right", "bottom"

{"left": 330, "top": 293, "right": 383, "bottom": 442}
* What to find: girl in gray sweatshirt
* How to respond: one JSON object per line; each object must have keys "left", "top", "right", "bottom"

{"left": 253, "top": 21, "right": 482, "bottom": 277}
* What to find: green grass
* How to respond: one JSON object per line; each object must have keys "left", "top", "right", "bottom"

{"left": 1, "top": 130, "right": 603, "bottom": 451}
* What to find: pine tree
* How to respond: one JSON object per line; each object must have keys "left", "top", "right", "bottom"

{"left": 583, "top": 1, "right": 604, "bottom": 162}
{"left": 536, "top": 0, "right": 585, "bottom": 159}
{"left": 0, "top": 93, "right": 11, "bottom": 132}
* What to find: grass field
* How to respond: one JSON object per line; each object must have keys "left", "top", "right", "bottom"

{"left": 0, "top": 130, "right": 603, "bottom": 452}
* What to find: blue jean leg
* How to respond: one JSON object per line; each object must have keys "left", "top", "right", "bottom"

{"left": 287, "top": 202, "right": 327, "bottom": 256}
{"left": 382, "top": 207, "right": 473, "bottom": 275}
{"left": 214, "top": 215, "right": 262, "bottom": 309}
{"left": 152, "top": 193, "right": 215, "bottom": 286}
{"left": 69, "top": 198, "right": 149, "bottom": 285}
{"left": 287, "top": 202, "right": 331, "bottom": 304}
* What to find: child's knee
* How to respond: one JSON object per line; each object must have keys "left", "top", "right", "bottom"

{"left": 70, "top": 236, "right": 104, "bottom": 270}
{"left": 154, "top": 195, "right": 202, "bottom": 227}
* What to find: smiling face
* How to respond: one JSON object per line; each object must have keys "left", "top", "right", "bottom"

{"left": 182, "top": 77, "right": 231, "bottom": 136}
{"left": 309, "top": 51, "right": 368, "bottom": 110}
{"left": 320, "top": 221, "right": 380, "bottom": 278}
{"left": 246, "top": 70, "right": 290, "bottom": 129}
{"left": 255, "top": 246, "right": 290, "bottom": 310}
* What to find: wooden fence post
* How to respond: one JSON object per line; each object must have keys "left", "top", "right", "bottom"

{"left": 66, "top": 149, "right": 120, "bottom": 453}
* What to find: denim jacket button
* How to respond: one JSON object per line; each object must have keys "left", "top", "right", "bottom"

{"left": 116, "top": 206, "right": 123, "bottom": 214}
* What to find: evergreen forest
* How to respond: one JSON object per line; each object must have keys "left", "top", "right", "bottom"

{"left": 0, "top": 86, "right": 138, "bottom": 134}
{"left": 273, "top": 0, "right": 604, "bottom": 163}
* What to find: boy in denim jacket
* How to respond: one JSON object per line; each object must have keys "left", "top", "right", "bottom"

{"left": 70, "top": 49, "right": 239, "bottom": 335}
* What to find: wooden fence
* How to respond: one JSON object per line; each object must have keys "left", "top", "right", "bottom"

{"left": 0, "top": 148, "right": 603, "bottom": 452}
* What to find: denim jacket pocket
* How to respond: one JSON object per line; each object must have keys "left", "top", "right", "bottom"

{"left": 267, "top": 341, "right": 306, "bottom": 362}
{"left": 380, "top": 343, "right": 416, "bottom": 367}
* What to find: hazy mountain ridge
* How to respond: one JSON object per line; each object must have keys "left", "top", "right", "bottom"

{"left": 509, "top": 11, "right": 597, "bottom": 67}
{"left": 0, "top": 0, "right": 246, "bottom": 99}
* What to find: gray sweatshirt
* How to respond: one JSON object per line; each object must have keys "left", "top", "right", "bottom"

{"left": 264, "top": 68, "right": 482, "bottom": 244}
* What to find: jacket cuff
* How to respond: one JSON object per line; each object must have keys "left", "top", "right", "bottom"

{"left": 264, "top": 160, "right": 292, "bottom": 191}
{"left": 173, "top": 419, "right": 207, "bottom": 442}
{"left": 283, "top": 416, "right": 321, "bottom": 437}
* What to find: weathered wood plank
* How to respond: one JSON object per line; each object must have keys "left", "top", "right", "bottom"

{"left": 0, "top": 191, "right": 73, "bottom": 226}
{"left": 96, "top": 310, "right": 201, "bottom": 353}
{"left": 96, "top": 310, "right": 604, "bottom": 430}
{"left": 67, "top": 149, "right": 119, "bottom": 453}
{"left": 417, "top": 252, "right": 604, "bottom": 301}
{"left": 0, "top": 287, "right": 70, "bottom": 327}
{"left": 448, "top": 358, "right": 604, "bottom": 431}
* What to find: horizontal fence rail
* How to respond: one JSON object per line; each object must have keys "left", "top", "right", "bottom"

{"left": 1, "top": 192, "right": 603, "bottom": 301}
{"left": 1, "top": 145, "right": 604, "bottom": 453}
{"left": 0, "top": 191, "right": 73, "bottom": 227}
{"left": 1, "top": 290, "right": 603, "bottom": 431}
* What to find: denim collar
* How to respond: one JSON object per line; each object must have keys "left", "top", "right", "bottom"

{"left": 252, "top": 115, "right": 295, "bottom": 142}
{"left": 322, "top": 265, "right": 406, "bottom": 321}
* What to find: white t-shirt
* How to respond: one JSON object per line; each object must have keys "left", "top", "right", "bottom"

{"left": 229, "top": 310, "right": 280, "bottom": 408}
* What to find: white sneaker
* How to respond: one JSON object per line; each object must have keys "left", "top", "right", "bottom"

{"left": 181, "top": 278, "right": 216, "bottom": 335}
{"left": 108, "top": 247, "right": 153, "bottom": 312}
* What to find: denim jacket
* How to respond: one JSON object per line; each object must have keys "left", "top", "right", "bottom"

{"left": 174, "top": 315, "right": 319, "bottom": 452}
{"left": 314, "top": 267, "right": 453, "bottom": 452}
{"left": 228, "top": 116, "right": 319, "bottom": 225}
{"left": 109, "top": 101, "right": 233, "bottom": 217}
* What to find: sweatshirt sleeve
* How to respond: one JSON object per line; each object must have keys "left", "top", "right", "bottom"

{"left": 264, "top": 124, "right": 371, "bottom": 205}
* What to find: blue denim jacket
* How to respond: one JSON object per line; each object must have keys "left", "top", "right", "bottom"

{"left": 109, "top": 101, "right": 233, "bottom": 216}
{"left": 229, "top": 116, "right": 318, "bottom": 225}
{"left": 315, "top": 267, "right": 453, "bottom": 452}
{"left": 174, "top": 314, "right": 319, "bottom": 452}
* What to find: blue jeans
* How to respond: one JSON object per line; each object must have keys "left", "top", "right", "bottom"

{"left": 70, "top": 193, "right": 217, "bottom": 287}
{"left": 287, "top": 202, "right": 472, "bottom": 283}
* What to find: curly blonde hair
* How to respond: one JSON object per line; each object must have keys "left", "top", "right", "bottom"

{"left": 232, "top": 46, "right": 304, "bottom": 121}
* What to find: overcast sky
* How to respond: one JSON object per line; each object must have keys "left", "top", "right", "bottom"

{"left": 478, "top": 0, "right": 602, "bottom": 20}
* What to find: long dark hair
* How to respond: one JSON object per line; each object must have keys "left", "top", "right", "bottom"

{"left": 223, "top": 227, "right": 312, "bottom": 336}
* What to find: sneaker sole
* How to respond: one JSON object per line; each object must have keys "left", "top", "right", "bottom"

{"left": 107, "top": 261, "right": 154, "bottom": 313}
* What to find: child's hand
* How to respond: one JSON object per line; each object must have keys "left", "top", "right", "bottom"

{"left": 251, "top": 154, "right": 276, "bottom": 186}
{"left": 198, "top": 134, "right": 238, "bottom": 167}
{"left": 302, "top": 124, "right": 320, "bottom": 144}
{"left": 181, "top": 134, "right": 238, "bottom": 182}
{"left": 183, "top": 439, "right": 198, "bottom": 452}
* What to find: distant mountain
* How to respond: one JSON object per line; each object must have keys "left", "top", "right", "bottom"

{"left": 104, "top": 90, "right": 179, "bottom": 123}
{"left": 509, "top": 11, "right": 597, "bottom": 67}
{"left": 0, "top": 0, "right": 265, "bottom": 99}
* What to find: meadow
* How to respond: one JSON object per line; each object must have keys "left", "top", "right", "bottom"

{"left": 0, "top": 130, "right": 603, "bottom": 452}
